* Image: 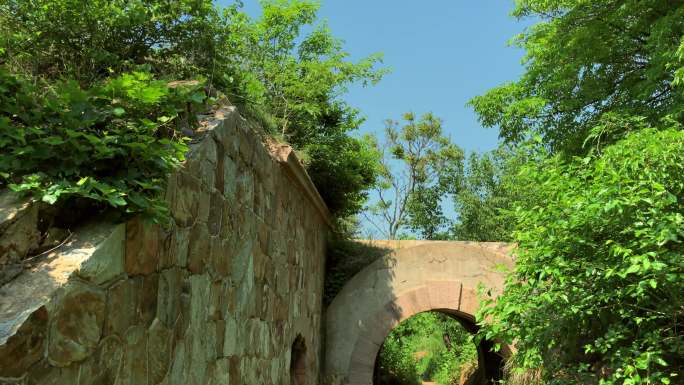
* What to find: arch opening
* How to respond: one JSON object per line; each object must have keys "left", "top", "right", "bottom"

{"left": 371, "top": 310, "right": 503, "bottom": 385}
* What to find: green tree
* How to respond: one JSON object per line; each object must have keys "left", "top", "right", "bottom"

{"left": 450, "top": 146, "right": 525, "bottom": 242}
{"left": 468, "top": 0, "right": 684, "bottom": 153}
{"left": 222, "top": 0, "right": 388, "bottom": 217}
{"left": 470, "top": 2, "right": 684, "bottom": 385}
{"left": 479, "top": 128, "right": 684, "bottom": 385}
{"left": 363, "top": 112, "right": 463, "bottom": 240}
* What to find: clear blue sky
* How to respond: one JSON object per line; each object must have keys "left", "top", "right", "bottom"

{"left": 223, "top": 0, "right": 532, "bottom": 154}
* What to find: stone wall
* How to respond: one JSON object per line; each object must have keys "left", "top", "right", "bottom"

{"left": 0, "top": 107, "right": 330, "bottom": 385}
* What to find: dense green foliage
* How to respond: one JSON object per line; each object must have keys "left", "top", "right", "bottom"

{"left": 365, "top": 112, "right": 463, "bottom": 239}
{"left": 377, "top": 312, "right": 478, "bottom": 385}
{"left": 472, "top": 1, "right": 684, "bottom": 385}
{"left": 221, "top": 0, "right": 386, "bottom": 217}
{"left": 480, "top": 128, "right": 684, "bottom": 385}
{"left": 0, "top": 69, "right": 203, "bottom": 221}
{"left": 469, "top": 0, "right": 684, "bottom": 153}
{"left": 0, "top": 0, "right": 385, "bottom": 220}
{"left": 450, "top": 146, "right": 524, "bottom": 242}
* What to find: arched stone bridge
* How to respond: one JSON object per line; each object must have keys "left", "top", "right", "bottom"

{"left": 325, "top": 240, "right": 515, "bottom": 385}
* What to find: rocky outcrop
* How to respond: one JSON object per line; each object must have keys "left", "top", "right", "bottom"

{"left": 0, "top": 192, "right": 41, "bottom": 284}
{"left": 0, "top": 107, "right": 329, "bottom": 385}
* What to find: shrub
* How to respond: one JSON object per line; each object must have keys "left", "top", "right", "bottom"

{"left": 0, "top": 69, "right": 205, "bottom": 222}
{"left": 478, "top": 127, "right": 684, "bottom": 385}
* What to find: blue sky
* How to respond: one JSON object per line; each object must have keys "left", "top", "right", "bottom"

{"left": 225, "top": 0, "right": 533, "bottom": 154}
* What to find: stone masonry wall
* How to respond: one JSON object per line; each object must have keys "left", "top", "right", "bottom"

{"left": 0, "top": 106, "right": 329, "bottom": 385}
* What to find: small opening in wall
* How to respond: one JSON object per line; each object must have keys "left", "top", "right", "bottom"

{"left": 290, "top": 335, "right": 307, "bottom": 385}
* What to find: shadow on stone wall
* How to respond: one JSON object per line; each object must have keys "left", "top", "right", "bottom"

{"left": 324, "top": 239, "right": 393, "bottom": 307}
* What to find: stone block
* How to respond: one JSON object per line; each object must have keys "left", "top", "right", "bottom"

{"left": 78, "top": 223, "right": 126, "bottom": 286}
{"left": 77, "top": 335, "right": 123, "bottom": 385}
{"left": 148, "top": 319, "right": 172, "bottom": 385}
{"left": 223, "top": 314, "right": 242, "bottom": 357}
{"left": 186, "top": 138, "right": 217, "bottom": 192}
{"left": 156, "top": 268, "right": 183, "bottom": 328}
{"left": 0, "top": 306, "right": 47, "bottom": 379}
{"left": 209, "top": 108, "right": 239, "bottom": 151}
{"left": 140, "top": 273, "right": 159, "bottom": 327}
{"left": 222, "top": 155, "right": 238, "bottom": 201}
{"left": 229, "top": 356, "right": 241, "bottom": 385}
{"left": 170, "top": 227, "right": 190, "bottom": 268}
{"left": 104, "top": 278, "right": 140, "bottom": 337}
{"left": 214, "top": 358, "right": 231, "bottom": 385}
{"left": 236, "top": 168, "right": 254, "bottom": 210}
{"left": 125, "top": 217, "right": 160, "bottom": 276}
{"left": 237, "top": 123, "right": 256, "bottom": 165}
{"left": 25, "top": 360, "right": 80, "bottom": 385}
{"left": 0, "top": 194, "right": 40, "bottom": 283}
{"left": 116, "top": 325, "right": 148, "bottom": 385}
{"left": 207, "top": 191, "right": 224, "bottom": 236}
{"left": 209, "top": 236, "right": 230, "bottom": 278}
{"left": 169, "top": 172, "right": 201, "bottom": 228}
{"left": 47, "top": 281, "right": 106, "bottom": 367}
{"left": 187, "top": 223, "right": 210, "bottom": 274}
{"left": 167, "top": 341, "right": 187, "bottom": 385}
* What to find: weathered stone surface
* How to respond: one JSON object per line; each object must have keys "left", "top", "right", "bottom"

{"left": 156, "top": 268, "right": 182, "bottom": 328}
{"left": 78, "top": 223, "right": 125, "bottom": 285}
{"left": 0, "top": 190, "right": 31, "bottom": 228}
{"left": 209, "top": 237, "right": 230, "bottom": 277}
{"left": 0, "top": 192, "right": 40, "bottom": 284}
{"left": 104, "top": 278, "right": 139, "bottom": 336}
{"left": 140, "top": 273, "right": 159, "bottom": 326}
{"left": 169, "top": 172, "right": 201, "bottom": 227}
{"left": 207, "top": 191, "right": 224, "bottom": 236}
{"left": 0, "top": 223, "right": 119, "bottom": 352}
{"left": 78, "top": 335, "right": 123, "bottom": 385}
{"left": 125, "top": 217, "right": 160, "bottom": 275}
{"left": 48, "top": 281, "right": 106, "bottom": 367}
{"left": 0, "top": 307, "right": 47, "bottom": 379}
{"left": 116, "top": 325, "right": 148, "bottom": 385}
{"left": 148, "top": 319, "right": 172, "bottom": 384}
{"left": 26, "top": 360, "right": 80, "bottom": 385}
{"left": 186, "top": 223, "right": 210, "bottom": 274}
{"left": 222, "top": 156, "right": 238, "bottom": 201}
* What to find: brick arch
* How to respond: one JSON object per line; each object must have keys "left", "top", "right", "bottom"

{"left": 324, "top": 241, "right": 514, "bottom": 385}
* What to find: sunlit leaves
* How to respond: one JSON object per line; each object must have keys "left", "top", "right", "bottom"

{"left": 478, "top": 127, "right": 684, "bottom": 385}
{"left": 0, "top": 69, "right": 203, "bottom": 222}
{"left": 471, "top": 0, "right": 684, "bottom": 154}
